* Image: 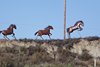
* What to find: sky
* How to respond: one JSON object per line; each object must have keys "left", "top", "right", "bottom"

{"left": 0, "top": 0, "right": 100, "bottom": 39}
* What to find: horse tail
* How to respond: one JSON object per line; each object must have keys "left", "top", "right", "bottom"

{"left": 34, "top": 31, "right": 38, "bottom": 35}
{"left": 0, "top": 31, "right": 2, "bottom": 34}
{"left": 67, "top": 28, "right": 71, "bottom": 39}
{"left": 67, "top": 28, "right": 70, "bottom": 33}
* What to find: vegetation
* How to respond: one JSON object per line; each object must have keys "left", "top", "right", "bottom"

{"left": 0, "top": 36, "right": 99, "bottom": 67}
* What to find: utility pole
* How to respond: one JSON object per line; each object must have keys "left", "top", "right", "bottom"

{"left": 64, "top": 0, "right": 66, "bottom": 40}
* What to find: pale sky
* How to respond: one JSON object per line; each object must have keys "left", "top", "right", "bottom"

{"left": 0, "top": 0, "right": 100, "bottom": 39}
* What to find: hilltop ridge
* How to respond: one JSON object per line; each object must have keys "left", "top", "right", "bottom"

{"left": 0, "top": 36, "right": 100, "bottom": 67}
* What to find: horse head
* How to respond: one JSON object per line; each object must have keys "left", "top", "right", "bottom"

{"left": 47, "top": 25, "right": 53, "bottom": 30}
{"left": 45, "top": 25, "right": 53, "bottom": 30}
{"left": 10, "top": 24, "right": 17, "bottom": 29}
{"left": 78, "top": 21, "right": 84, "bottom": 31}
{"left": 79, "top": 21, "right": 84, "bottom": 27}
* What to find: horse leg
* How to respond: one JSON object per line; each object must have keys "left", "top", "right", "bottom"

{"left": 48, "top": 35, "right": 51, "bottom": 40}
{"left": 35, "top": 35, "right": 38, "bottom": 40}
{"left": 77, "top": 31, "right": 81, "bottom": 38}
{"left": 67, "top": 33, "right": 70, "bottom": 39}
{"left": 6, "top": 36, "right": 10, "bottom": 40}
{"left": 12, "top": 33, "right": 16, "bottom": 40}
{"left": 40, "top": 36, "right": 44, "bottom": 40}
{"left": 3, "top": 36, "right": 6, "bottom": 40}
{"left": 4, "top": 35, "right": 10, "bottom": 40}
{"left": 49, "top": 33, "right": 52, "bottom": 35}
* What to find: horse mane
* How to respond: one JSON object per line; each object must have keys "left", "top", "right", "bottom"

{"left": 6, "top": 24, "right": 16, "bottom": 30}
{"left": 44, "top": 27, "right": 48, "bottom": 30}
{"left": 44, "top": 25, "right": 51, "bottom": 30}
{"left": 74, "top": 20, "right": 83, "bottom": 26}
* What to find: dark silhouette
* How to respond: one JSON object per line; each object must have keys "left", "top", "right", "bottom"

{"left": 35, "top": 25, "right": 53, "bottom": 40}
{"left": 67, "top": 20, "right": 84, "bottom": 38}
{"left": 0, "top": 24, "right": 17, "bottom": 40}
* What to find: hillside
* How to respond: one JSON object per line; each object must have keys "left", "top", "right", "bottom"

{"left": 0, "top": 36, "right": 100, "bottom": 67}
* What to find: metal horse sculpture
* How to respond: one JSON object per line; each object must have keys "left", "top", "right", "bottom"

{"left": 67, "top": 20, "right": 84, "bottom": 38}
{"left": 0, "top": 24, "right": 17, "bottom": 40}
{"left": 34, "top": 25, "right": 53, "bottom": 40}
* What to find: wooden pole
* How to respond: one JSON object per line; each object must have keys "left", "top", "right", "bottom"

{"left": 64, "top": 0, "right": 66, "bottom": 40}
{"left": 94, "top": 58, "right": 96, "bottom": 67}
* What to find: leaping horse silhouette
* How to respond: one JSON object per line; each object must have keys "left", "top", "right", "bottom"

{"left": 67, "top": 20, "right": 84, "bottom": 38}
{"left": 0, "top": 24, "right": 17, "bottom": 40}
{"left": 34, "top": 25, "right": 53, "bottom": 40}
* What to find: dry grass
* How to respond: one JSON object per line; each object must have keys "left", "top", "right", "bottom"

{"left": 0, "top": 36, "right": 99, "bottom": 67}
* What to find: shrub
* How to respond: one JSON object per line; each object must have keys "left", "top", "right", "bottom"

{"left": 78, "top": 49, "right": 93, "bottom": 61}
